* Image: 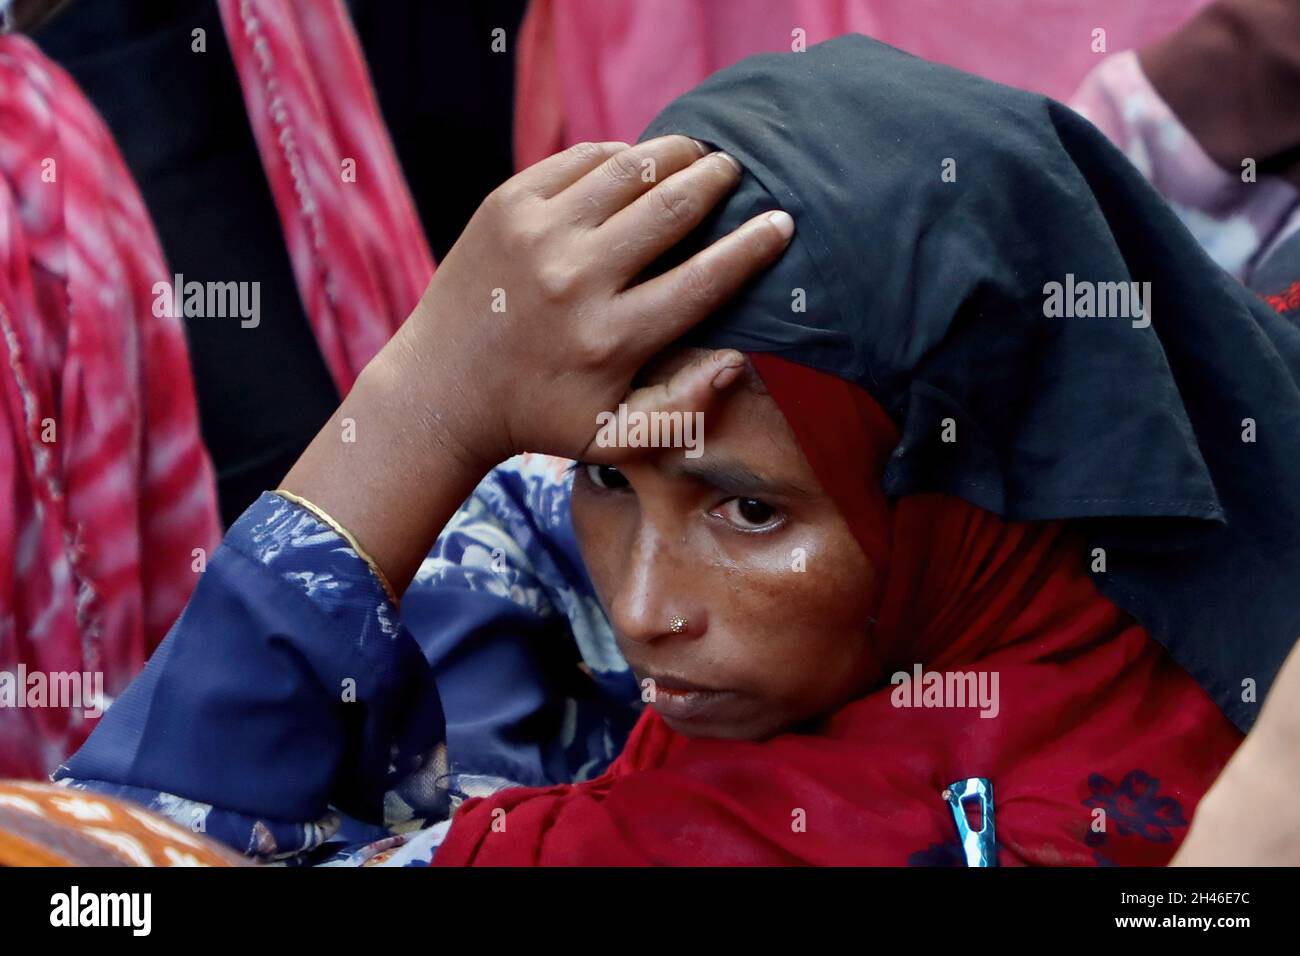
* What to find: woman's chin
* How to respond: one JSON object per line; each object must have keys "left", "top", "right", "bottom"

{"left": 654, "top": 703, "right": 787, "bottom": 742}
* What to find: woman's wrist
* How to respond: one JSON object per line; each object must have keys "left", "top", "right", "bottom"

{"left": 361, "top": 320, "right": 506, "bottom": 478}
{"left": 279, "top": 337, "right": 493, "bottom": 596}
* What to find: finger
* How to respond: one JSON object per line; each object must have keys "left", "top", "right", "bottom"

{"left": 510, "top": 141, "right": 631, "bottom": 199}
{"left": 582, "top": 350, "right": 747, "bottom": 463}
{"left": 594, "top": 150, "right": 744, "bottom": 284}
{"left": 614, "top": 209, "right": 794, "bottom": 357}
{"left": 556, "top": 134, "right": 711, "bottom": 227}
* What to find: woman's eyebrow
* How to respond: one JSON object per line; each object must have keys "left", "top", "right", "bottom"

{"left": 666, "top": 459, "right": 814, "bottom": 498}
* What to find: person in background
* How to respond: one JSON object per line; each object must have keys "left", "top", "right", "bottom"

{"left": 3, "top": 0, "right": 521, "bottom": 777}
{"left": 35, "top": 0, "right": 526, "bottom": 526}
{"left": 1070, "top": 0, "right": 1300, "bottom": 313}
{"left": 0, "top": 0, "right": 221, "bottom": 777}
{"left": 510, "top": 0, "right": 1211, "bottom": 168}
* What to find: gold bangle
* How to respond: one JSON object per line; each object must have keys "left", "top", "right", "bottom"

{"left": 273, "top": 489, "right": 399, "bottom": 607}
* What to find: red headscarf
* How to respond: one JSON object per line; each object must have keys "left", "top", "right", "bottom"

{"left": 435, "top": 355, "right": 1243, "bottom": 865}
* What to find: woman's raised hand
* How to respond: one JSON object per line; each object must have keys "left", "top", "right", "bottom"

{"left": 386, "top": 134, "right": 792, "bottom": 469}
{"left": 282, "top": 136, "right": 792, "bottom": 592}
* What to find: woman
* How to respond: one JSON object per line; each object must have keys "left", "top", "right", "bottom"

{"left": 55, "top": 35, "right": 1300, "bottom": 865}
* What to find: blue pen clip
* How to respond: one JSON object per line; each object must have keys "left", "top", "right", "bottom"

{"left": 942, "top": 777, "right": 997, "bottom": 867}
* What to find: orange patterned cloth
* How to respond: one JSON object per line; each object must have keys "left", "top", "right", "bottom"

{"left": 0, "top": 780, "right": 244, "bottom": 866}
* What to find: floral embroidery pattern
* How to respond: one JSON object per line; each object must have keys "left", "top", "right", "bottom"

{"left": 1083, "top": 770, "right": 1187, "bottom": 844}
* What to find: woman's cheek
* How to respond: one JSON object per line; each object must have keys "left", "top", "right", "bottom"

{"left": 569, "top": 490, "right": 636, "bottom": 599}
{"left": 701, "top": 517, "right": 792, "bottom": 571}
{"left": 733, "top": 525, "right": 877, "bottom": 669}
{"left": 709, "top": 520, "right": 855, "bottom": 587}
{"left": 710, "top": 524, "right": 875, "bottom": 671}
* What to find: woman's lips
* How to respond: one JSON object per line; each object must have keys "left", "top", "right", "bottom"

{"left": 640, "top": 672, "right": 737, "bottom": 722}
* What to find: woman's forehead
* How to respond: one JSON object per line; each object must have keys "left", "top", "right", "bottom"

{"left": 621, "top": 370, "right": 815, "bottom": 486}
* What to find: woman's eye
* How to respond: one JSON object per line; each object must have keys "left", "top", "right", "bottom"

{"left": 583, "top": 463, "right": 630, "bottom": 491}
{"left": 713, "top": 497, "right": 783, "bottom": 531}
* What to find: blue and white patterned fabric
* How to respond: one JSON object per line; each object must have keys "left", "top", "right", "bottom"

{"left": 53, "top": 455, "right": 641, "bottom": 865}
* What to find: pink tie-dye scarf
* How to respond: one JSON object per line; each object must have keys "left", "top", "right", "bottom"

{"left": 217, "top": 0, "right": 434, "bottom": 392}
{"left": 1, "top": 0, "right": 433, "bottom": 777}
{"left": 0, "top": 31, "right": 220, "bottom": 776}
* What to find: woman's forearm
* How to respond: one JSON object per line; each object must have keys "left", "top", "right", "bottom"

{"left": 279, "top": 322, "right": 490, "bottom": 596}
{"left": 1171, "top": 638, "right": 1300, "bottom": 865}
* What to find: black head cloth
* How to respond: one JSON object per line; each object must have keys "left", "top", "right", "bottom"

{"left": 641, "top": 34, "right": 1300, "bottom": 732}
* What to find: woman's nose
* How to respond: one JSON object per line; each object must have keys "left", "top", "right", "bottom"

{"left": 606, "top": 526, "right": 707, "bottom": 646}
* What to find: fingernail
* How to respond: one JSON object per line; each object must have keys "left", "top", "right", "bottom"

{"left": 714, "top": 151, "right": 742, "bottom": 173}
{"left": 766, "top": 210, "right": 795, "bottom": 239}
{"left": 690, "top": 138, "right": 712, "bottom": 155}
{"left": 709, "top": 350, "right": 745, "bottom": 388}
{"left": 715, "top": 349, "right": 744, "bottom": 369}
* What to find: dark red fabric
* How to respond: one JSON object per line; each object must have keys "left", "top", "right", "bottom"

{"left": 435, "top": 355, "right": 1243, "bottom": 866}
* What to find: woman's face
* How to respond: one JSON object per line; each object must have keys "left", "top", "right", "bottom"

{"left": 571, "top": 351, "right": 880, "bottom": 741}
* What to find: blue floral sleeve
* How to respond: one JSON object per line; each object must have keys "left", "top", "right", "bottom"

{"left": 53, "top": 455, "right": 641, "bottom": 864}
{"left": 407, "top": 454, "right": 640, "bottom": 792}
